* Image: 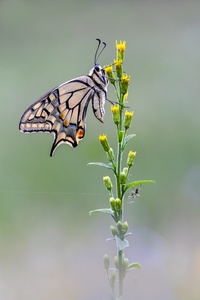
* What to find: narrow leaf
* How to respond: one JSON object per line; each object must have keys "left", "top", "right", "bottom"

{"left": 125, "top": 180, "right": 155, "bottom": 191}
{"left": 89, "top": 208, "right": 114, "bottom": 216}
{"left": 124, "top": 134, "right": 136, "bottom": 144}
{"left": 127, "top": 262, "right": 142, "bottom": 270}
{"left": 88, "top": 162, "right": 113, "bottom": 170}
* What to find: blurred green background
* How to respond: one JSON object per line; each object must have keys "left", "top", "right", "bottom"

{"left": 1, "top": 0, "right": 200, "bottom": 299}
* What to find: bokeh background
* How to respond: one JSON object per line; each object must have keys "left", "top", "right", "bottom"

{"left": 1, "top": 0, "right": 200, "bottom": 299}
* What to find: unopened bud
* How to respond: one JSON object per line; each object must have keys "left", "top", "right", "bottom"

{"left": 99, "top": 134, "right": 110, "bottom": 152}
{"left": 103, "top": 254, "right": 110, "bottom": 270}
{"left": 103, "top": 176, "right": 113, "bottom": 191}
{"left": 127, "top": 151, "right": 136, "bottom": 167}
{"left": 110, "top": 225, "right": 118, "bottom": 237}
{"left": 109, "top": 271, "right": 117, "bottom": 289}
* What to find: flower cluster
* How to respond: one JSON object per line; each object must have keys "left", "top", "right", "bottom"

{"left": 104, "top": 40, "right": 130, "bottom": 105}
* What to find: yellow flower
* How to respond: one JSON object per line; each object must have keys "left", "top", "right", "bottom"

{"left": 124, "top": 110, "right": 134, "bottom": 130}
{"left": 104, "top": 65, "right": 113, "bottom": 73}
{"left": 99, "top": 134, "right": 107, "bottom": 141}
{"left": 111, "top": 104, "right": 119, "bottom": 114}
{"left": 114, "top": 59, "right": 123, "bottom": 78}
{"left": 130, "top": 151, "right": 137, "bottom": 157}
{"left": 125, "top": 110, "right": 134, "bottom": 118}
{"left": 122, "top": 73, "right": 130, "bottom": 84}
{"left": 114, "top": 59, "right": 122, "bottom": 68}
{"left": 104, "top": 65, "right": 112, "bottom": 74}
{"left": 104, "top": 65, "right": 115, "bottom": 84}
{"left": 121, "top": 74, "right": 130, "bottom": 95}
{"left": 116, "top": 40, "right": 126, "bottom": 61}
{"left": 99, "top": 134, "right": 110, "bottom": 152}
{"left": 116, "top": 40, "right": 126, "bottom": 52}
{"left": 111, "top": 105, "right": 120, "bottom": 125}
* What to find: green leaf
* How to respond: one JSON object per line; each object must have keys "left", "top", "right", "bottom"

{"left": 125, "top": 180, "right": 155, "bottom": 192}
{"left": 89, "top": 208, "right": 114, "bottom": 216}
{"left": 88, "top": 162, "right": 113, "bottom": 170}
{"left": 127, "top": 262, "right": 142, "bottom": 270}
{"left": 124, "top": 134, "right": 136, "bottom": 145}
{"left": 115, "top": 235, "right": 129, "bottom": 251}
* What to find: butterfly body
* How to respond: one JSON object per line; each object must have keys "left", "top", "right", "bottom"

{"left": 19, "top": 65, "right": 108, "bottom": 156}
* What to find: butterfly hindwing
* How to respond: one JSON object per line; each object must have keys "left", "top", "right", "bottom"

{"left": 19, "top": 68, "right": 108, "bottom": 156}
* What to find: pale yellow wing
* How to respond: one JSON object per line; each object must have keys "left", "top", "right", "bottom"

{"left": 19, "top": 65, "right": 108, "bottom": 156}
{"left": 20, "top": 76, "right": 97, "bottom": 156}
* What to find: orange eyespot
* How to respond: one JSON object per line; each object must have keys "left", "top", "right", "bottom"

{"left": 77, "top": 128, "right": 85, "bottom": 139}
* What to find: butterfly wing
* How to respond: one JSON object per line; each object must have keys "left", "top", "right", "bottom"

{"left": 19, "top": 76, "right": 103, "bottom": 156}
{"left": 20, "top": 64, "right": 108, "bottom": 156}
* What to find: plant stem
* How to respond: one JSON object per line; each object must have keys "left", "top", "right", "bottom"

{"left": 116, "top": 96, "right": 123, "bottom": 200}
{"left": 117, "top": 95, "right": 124, "bottom": 299}
{"left": 118, "top": 250, "right": 123, "bottom": 297}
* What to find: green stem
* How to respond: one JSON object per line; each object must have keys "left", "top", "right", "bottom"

{"left": 117, "top": 92, "right": 124, "bottom": 299}
{"left": 116, "top": 142, "right": 122, "bottom": 200}
{"left": 118, "top": 250, "right": 123, "bottom": 297}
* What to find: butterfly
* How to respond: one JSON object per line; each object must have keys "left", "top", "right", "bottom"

{"left": 19, "top": 39, "right": 108, "bottom": 156}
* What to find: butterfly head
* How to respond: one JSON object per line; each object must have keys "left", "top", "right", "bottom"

{"left": 89, "top": 39, "right": 108, "bottom": 87}
{"left": 89, "top": 64, "right": 108, "bottom": 87}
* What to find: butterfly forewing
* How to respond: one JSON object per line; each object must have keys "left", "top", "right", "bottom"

{"left": 19, "top": 67, "right": 108, "bottom": 156}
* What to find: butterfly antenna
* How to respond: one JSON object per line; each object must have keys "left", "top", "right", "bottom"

{"left": 106, "top": 98, "right": 130, "bottom": 109}
{"left": 94, "top": 38, "right": 106, "bottom": 65}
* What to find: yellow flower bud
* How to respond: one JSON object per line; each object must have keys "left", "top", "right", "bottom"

{"left": 111, "top": 105, "right": 120, "bottom": 125}
{"left": 107, "top": 147, "right": 115, "bottom": 163}
{"left": 122, "top": 221, "right": 128, "bottom": 235}
{"left": 123, "top": 258, "right": 129, "bottom": 272}
{"left": 103, "top": 176, "right": 113, "bottom": 191}
{"left": 103, "top": 254, "right": 110, "bottom": 270}
{"left": 114, "top": 59, "right": 123, "bottom": 79}
{"left": 116, "top": 40, "right": 126, "bottom": 61}
{"left": 109, "top": 197, "right": 116, "bottom": 210}
{"left": 116, "top": 221, "right": 123, "bottom": 235}
{"left": 124, "top": 110, "right": 134, "bottom": 130}
{"left": 127, "top": 151, "right": 136, "bottom": 167}
{"left": 121, "top": 74, "right": 130, "bottom": 95}
{"left": 115, "top": 198, "right": 122, "bottom": 212}
{"left": 109, "top": 271, "right": 117, "bottom": 289}
{"left": 119, "top": 171, "right": 127, "bottom": 184}
{"left": 104, "top": 65, "right": 115, "bottom": 84}
{"left": 99, "top": 134, "right": 110, "bottom": 152}
{"left": 111, "top": 225, "right": 118, "bottom": 237}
